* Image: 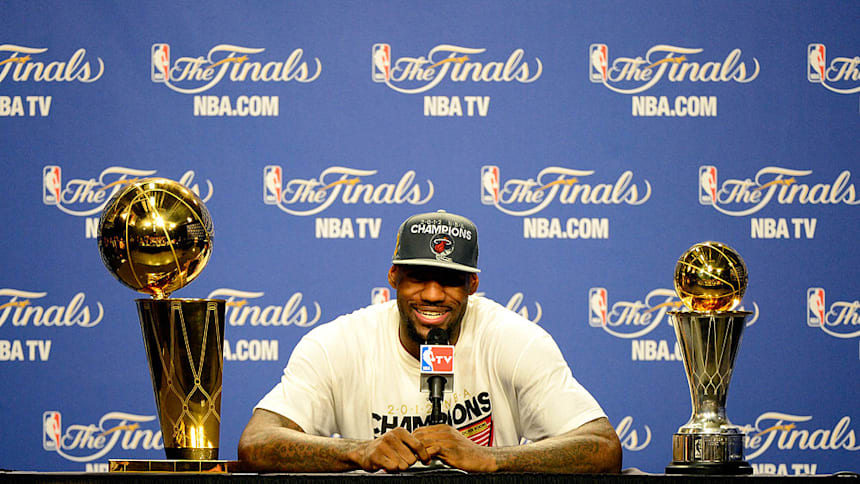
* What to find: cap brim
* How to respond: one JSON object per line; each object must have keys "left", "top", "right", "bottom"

{"left": 393, "top": 258, "right": 480, "bottom": 273}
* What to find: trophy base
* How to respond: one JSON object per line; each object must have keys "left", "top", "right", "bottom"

{"left": 109, "top": 459, "right": 241, "bottom": 473}
{"left": 668, "top": 431, "right": 753, "bottom": 475}
{"left": 666, "top": 461, "right": 753, "bottom": 475}
{"left": 165, "top": 447, "right": 219, "bottom": 460}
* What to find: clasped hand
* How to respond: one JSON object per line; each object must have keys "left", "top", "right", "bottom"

{"left": 354, "top": 424, "right": 496, "bottom": 473}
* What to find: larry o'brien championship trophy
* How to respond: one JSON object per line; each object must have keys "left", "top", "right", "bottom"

{"left": 666, "top": 241, "right": 753, "bottom": 475}
{"left": 97, "top": 178, "right": 234, "bottom": 472}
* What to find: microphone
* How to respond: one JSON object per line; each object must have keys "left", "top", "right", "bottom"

{"left": 420, "top": 328, "right": 454, "bottom": 425}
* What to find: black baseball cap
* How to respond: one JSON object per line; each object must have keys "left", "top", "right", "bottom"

{"left": 392, "top": 211, "right": 480, "bottom": 273}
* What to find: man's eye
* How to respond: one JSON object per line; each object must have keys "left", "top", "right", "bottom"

{"left": 440, "top": 276, "right": 466, "bottom": 287}
{"left": 403, "top": 269, "right": 466, "bottom": 287}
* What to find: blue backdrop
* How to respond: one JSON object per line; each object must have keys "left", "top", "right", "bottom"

{"left": 1, "top": 0, "right": 858, "bottom": 475}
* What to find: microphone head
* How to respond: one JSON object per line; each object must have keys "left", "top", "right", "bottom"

{"left": 426, "top": 327, "right": 449, "bottom": 345}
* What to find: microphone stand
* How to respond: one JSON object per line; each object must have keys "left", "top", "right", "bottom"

{"left": 428, "top": 374, "right": 447, "bottom": 424}
{"left": 426, "top": 376, "right": 454, "bottom": 472}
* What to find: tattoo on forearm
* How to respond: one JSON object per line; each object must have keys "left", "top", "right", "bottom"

{"left": 495, "top": 436, "right": 606, "bottom": 473}
{"left": 250, "top": 435, "right": 358, "bottom": 472}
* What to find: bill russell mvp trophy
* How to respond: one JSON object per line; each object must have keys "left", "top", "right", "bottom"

{"left": 666, "top": 241, "right": 753, "bottom": 475}
{"left": 97, "top": 178, "right": 233, "bottom": 472}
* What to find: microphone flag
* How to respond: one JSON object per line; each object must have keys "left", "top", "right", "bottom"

{"left": 419, "top": 329, "right": 454, "bottom": 393}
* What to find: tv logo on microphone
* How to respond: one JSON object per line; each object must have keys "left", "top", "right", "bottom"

{"left": 421, "top": 345, "right": 454, "bottom": 373}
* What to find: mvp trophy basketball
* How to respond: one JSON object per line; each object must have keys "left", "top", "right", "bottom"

{"left": 98, "top": 178, "right": 233, "bottom": 472}
{"left": 666, "top": 241, "right": 753, "bottom": 475}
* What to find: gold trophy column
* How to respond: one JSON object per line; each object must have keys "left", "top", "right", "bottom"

{"left": 137, "top": 298, "right": 225, "bottom": 460}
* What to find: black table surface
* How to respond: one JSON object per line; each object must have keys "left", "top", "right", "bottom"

{"left": 2, "top": 469, "right": 858, "bottom": 484}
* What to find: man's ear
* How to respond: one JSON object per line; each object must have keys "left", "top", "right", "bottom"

{"left": 388, "top": 265, "right": 399, "bottom": 288}
{"left": 468, "top": 274, "right": 479, "bottom": 295}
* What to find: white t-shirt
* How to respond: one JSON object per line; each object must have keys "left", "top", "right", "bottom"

{"left": 256, "top": 295, "right": 606, "bottom": 447}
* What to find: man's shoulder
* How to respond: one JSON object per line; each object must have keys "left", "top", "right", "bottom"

{"left": 464, "top": 296, "right": 560, "bottom": 378}
{"left": 467, "top": 295, "right": 549, "bottom": 338}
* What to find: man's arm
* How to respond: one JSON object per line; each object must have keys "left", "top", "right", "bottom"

{"left": 237, "top": 408, "right": 432, "bottom": 473}
{"left": 492, "top": 417, "right": 622, "bottom": 473}
{"left": 413, "top": 417, "right": 622, "bottom": 473}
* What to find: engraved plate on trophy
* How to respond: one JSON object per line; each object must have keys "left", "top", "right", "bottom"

{"left": 97, "top": 178, "right": 227, "bottom": 464}
{"left": 665, "top": 241, "right": 753, "bottom": 475}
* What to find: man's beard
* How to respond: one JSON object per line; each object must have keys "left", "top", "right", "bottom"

{"left": 403, "top": 316, "right": 426, "bottom": 345}
{"left": 399, "top": 305, "right": 463, "bottom": 345}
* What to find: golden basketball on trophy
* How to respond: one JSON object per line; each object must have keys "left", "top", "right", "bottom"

{"left": 673, "top": 241, "right": 747, "bottom": 312}
{"left": 98, "top": 178, "right": 214, "bottom": 298}
{"left": 98, "top": 178, "right": 227, "bottom": 467}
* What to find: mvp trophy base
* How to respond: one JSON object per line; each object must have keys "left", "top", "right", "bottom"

{"left": 665, "top": 432, "right": 753, "bottom": 475}
{"left": 109, "top": 458, "right": 241, "bottom": 473}
{"left": 666, "top": 461, "right": 754, "bottom": 475}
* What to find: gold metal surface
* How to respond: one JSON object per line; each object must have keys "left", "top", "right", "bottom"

{"left": 137, "top": 298, "right": 225, "bottom": 460}
{"left": 674, "top": 241, "right": 747, "bottom": 312}
{"left": 109, "top": 458, "right": 241, "bottom": 473}
{"left": 98, "top": 178, "right": 213, "bottom": 298}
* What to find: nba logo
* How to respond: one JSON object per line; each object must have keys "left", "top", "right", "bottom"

{"left": 480, "top": 165, "right": 500, "bottom": 205}
{"left": 372, "top": 43, "right": 391, "bottom": 82}
{"left": 371, "top": 287, "right": 390, "bottom": 305}
{"left": 807, "top": 44, "right": 826, "bottom": 83}
{"left": 151, "top": 43, "right": 170, "bottom": 82}
{"left": 588, "top": 288, "right": 607, "bottom": 327}
{"left": 589, "top": 44, "right": 608, "bottom": 82}
{"left": 42, "top": 166, "right": 61, "bottom": 205}
{"left": 43, "top": 411, "right": 61, "bottom": 451}
{"left": 698, "top": 165, "right": 718, "bottom": 205}
{"left": 420, "top": 345, "right": 454, "bottom": 373}
{"left": 807, "top": 287, "right": 826, "bottom": 327}
{"left": 263, "top": 165, "right": 283, "bottom": 204}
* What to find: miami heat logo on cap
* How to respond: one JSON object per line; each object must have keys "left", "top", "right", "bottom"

{"left": 431, "top": 234, "right": 454, "bottom": 262}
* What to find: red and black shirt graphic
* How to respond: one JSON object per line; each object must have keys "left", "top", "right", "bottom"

{"left": 372, "top": 391, "right": 493, "bottom": 446}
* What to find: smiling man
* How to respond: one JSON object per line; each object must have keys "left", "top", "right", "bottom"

{"left": 238, "top": 211, "right": 621, "bottom": 473}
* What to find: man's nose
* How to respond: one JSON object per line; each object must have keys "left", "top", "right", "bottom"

{"left": 420, "top": 280, "right": 446, "bottom": 302}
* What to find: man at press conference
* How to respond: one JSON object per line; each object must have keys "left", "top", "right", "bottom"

{"left": 238, "top": 211, "right": 622, "bottom": 473}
